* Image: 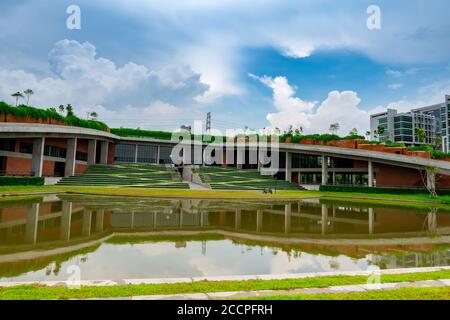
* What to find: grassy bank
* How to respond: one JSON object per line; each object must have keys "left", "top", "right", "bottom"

{"left": 0, "top": 270, "right": 449, "bottom": 300}
{"left": 247, "top": 286, "right": 450, "bottom": 300}
{"left": 1, "top": 185, "right": 450, "bottom": 208}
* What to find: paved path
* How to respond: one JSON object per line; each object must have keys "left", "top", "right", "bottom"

{"left": 94, "top": 279, "right": 450, "bottom": 300}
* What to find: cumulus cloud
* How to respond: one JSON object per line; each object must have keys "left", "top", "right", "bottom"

{"left": 388, "top": 83, "right": 403, "bottom": 90}
{"left": 0, "top": 39, "right": 208, "bottom": 130}
{"left": 251, "top": 74, "right": 385, "bottom": 135}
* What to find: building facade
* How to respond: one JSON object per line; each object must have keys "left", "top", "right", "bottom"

{"left": 370, "top": 95, "right": 450, "bottom": 150}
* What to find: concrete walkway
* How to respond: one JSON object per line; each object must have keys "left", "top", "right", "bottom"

{"left": 94, "top": 279, "right": 450, "bottom": 300}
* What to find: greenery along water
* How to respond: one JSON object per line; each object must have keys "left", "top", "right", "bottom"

{"left": 0, "top": 195, "right": 449, "bottom": 281}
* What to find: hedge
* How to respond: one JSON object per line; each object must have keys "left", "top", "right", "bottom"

{"left": 319, "top": 185, "right": 450, "bottom": 196}
{"left": 0, "top": 176, "right": 45, "bottom": 186}
{"left": 0, "top": 102, "right": 109, "bottom": 132}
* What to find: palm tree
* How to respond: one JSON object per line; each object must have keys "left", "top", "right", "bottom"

{"left": 90, "top": 112, "right": 98, "bottom": 120}
{"left": 23, "top": 89, "right": 34, "bottom": 105}
{"left": 329, "top": 122, "right": 340, "bottom": 135}
{"left": 349, "top": 128, "right": 358, "bottom": 136}
{"left": 11, "top": 92, "right": 24, "bottom": 106}
{"left": 66, "top": 104, "right": 74, "bottom": 116}
{"left": 365, "top": 131, "right": 371, "bottom": 140}
{"left": 58, "top": 105, "right": 65, "bottom": 114}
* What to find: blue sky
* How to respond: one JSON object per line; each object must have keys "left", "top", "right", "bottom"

{"left": 0, "top": 0, "right": 449, "bottom": 134}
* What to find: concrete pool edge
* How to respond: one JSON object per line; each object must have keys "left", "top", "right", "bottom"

{"left": 0, "top": 266, "right": 449, "bottom": 288}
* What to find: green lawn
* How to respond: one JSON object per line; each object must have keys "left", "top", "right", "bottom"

{"left": 0, "top": 270, "right": 449, "bottom": 300}
{"left": 1, "top": 185, "right": 450, "bottom": 210}
{"left": 247, "top": 286, "right": 450, "bottom": 300}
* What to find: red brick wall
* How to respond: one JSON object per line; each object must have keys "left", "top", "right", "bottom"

{"left": 42, "top": 160, "right": 55, "bottom": 176}
{"left": 375, "top": 163, "right": 423, "bottom": 187}
{"left": 5, "top": 157, "right": 32, "bottom": 175}
{"left": 107, "top": 142, "right": 115, "bottom": 164}
{"left": 75, "top": 163, "right": 88, "bottom": 174}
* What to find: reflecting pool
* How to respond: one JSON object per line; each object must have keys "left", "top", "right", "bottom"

{"left": 0, "top": 195, "right": 449, "bottom": 281}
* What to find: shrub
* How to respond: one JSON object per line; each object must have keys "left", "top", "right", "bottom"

{"left": 0, "top": 176, "right": 44, "bottom": 186}
{"left": 319, "top": 185, "right": 450, "bottom": 196}
{"left": 0, "top": 102, "right": 109, "bottom": 132}
{"left": 385, "top": 142, "right": 406, "bottom": 148}
{"left": 407, "top": 145, "right": 433, "bottom": 152}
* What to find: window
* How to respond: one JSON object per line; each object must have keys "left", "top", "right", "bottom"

{"left": 76, "top": 151, "right": 88, "bottom": 162}
{"left": 44, "top": 145, "right": 66, "bottom": 158}
{"left": 137, "top": 144, "right": 158, "bottom": 163}
{"left": 19, "top": 143, "right": 33, "bottom": 154}
{"left": 115, "top": 144, "right": 136, "bottom": 162}
{"left": 0, "top": 139, "right": 16, "bottom": 152}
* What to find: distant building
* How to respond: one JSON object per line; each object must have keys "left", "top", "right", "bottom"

{"left": 370, "top": 95, "right": 450, "bottom": 151}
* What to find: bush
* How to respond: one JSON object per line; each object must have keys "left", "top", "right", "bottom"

{"left": 385, "top": 142, "right": 406, "bottom": 147}
{"left": 407, "top": 145, "right": 433, "bottom": 152}
{"left": 0, "top": 176, "right": 44, "bottom": 186}
{"left": 0, "top": 102, "right": 109, "bottom": 132}
{"left": 432, "top": 150, "right": 450, "bottom": 159}
{"left": 319, "top": 185, "right": 450, "bottom": 196}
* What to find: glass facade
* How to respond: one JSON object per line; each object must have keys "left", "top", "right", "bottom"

{"left": 115, "top": 144, "right": 136, "bottom": 162}
{"left": 137, "top": 144, "right": 158, "bottom": 163}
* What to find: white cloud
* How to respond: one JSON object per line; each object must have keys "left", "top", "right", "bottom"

{"left": 251, "top": 74, "right": 385, "bottom": 135}
{"left": 0, "top": 40, "right": 208, "bottom": 130}
{"left": 249, "top": 74, "right": 316, "bottom": 113}
{"left": 388, "top": 83, "right": 403, "bottom": 90}
{"left": 386, "top": 69, "right": 402, "bottom": 78}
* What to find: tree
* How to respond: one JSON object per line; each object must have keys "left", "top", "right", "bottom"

{"left": 329, "top": 122, "right": 340, "bottom": 134}
{"left": 365, "top": 131, "right": 371, "bottom": 140}
{"left": 66, "top": 104, "right": 74, "bottom": 116}
{"left": 11, "top": 92, "right": 24, "bottom": 106}
{"left": 23, "top": 89, "right": 34, "bottom": 105}
{"left": 377, "top": 125, "right": 385, "bottom": 136}
{"left": 420, "top": 166, "right": 438, "bottom": 198}
{"left": 58, "top": 105, "right": 65, "bottom": 114}
{"left": 90, "top": 112, "right": 98, "bottom": 120}
{"left": 414, "top": 127, "right": 426, "bottom": 143}
{"left": 294, "top": 126, "right": 303, "bottom": 135}
{"left": 349, "top": 128, "right": 358, "bottom": 136}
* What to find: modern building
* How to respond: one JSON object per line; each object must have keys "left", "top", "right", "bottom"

{"left": 2, "top": 121, "right": 450, "bottom": 189}
{"left": 370, "top": 95, "right": 450, "bottom": 150}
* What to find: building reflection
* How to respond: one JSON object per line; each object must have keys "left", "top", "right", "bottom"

{"left": 1, "top": 196, "right": 450, "bottom": 269}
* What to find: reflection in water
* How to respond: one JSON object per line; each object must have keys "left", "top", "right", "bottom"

{"left": 0, "top": 195, "right": 449, "bottom": 281}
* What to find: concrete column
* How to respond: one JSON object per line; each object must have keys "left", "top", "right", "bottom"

{"left": 284, "top": 204, "right": 291, "bottom": 234}
{"left": 153, "top": 212, "right": 158, "bottom": 229}
{"left": 368, "top": 207, "right": 374, "bottom": 235}
{"left": 235, "top": 209, "right": 241, "bottom": 229}
{"left": 134, "top": 144, "right": 139, "bottom": 163}
{"left": 25, "top": 203, "right": 40, "bottom": 244}
{"left": 237, "top": 147, "right": 245, "bottom": 169}
{"left": 256, "top": 210, "right": 263, "bottom": 232}
{"left": 100, "top": 141, "right": 109, "bottom": 164}
{"left": 321, "top": 155, "right": 328, "bottom": 185}
{"left": 87, "top": 140, "right": 97, "bottom": 165}
{"left": 321, "top": 204, "right": 328, "bottom": 236}
{"left": 65, "top": 138, "right": 77, "bottom": 177}
{"left": 179, "top": 210, "right": 183, "bottom": 227}
{"left": 351, "top": 174, "right": 356, "bottom": 186}
{"left": 156, "top": 145, "right": 161, "bottom": 164}
{"left": 200, "top": 212, "right": 205, "bottom": 228}
{"left": 95, "top": 209, "right": 104, "bottom": 232}
{"left": 368, "top": 160, "right": 374, "bottom": 187}
{"left": 60, "top": 201, "right": 72, "bottom": 241}
{"left": 82, "top": 209, "right": 92, "bottom": 237}
{"left": 427, "top": 209, "right": 437, "bottom": 233}
{"left": 285, "top": 152, "right": 292, "bottom": 182}
{"left": 32, "top": 137, "right": 45, "bottom": 177}
{"left": 332, "top": 171, "right": 337, "bottom": 185}
{"left": 131, "top": 211, "right": 135, "bottom": 229}
{"left": 313, "top": 174, "right": 317, "bottom": 185}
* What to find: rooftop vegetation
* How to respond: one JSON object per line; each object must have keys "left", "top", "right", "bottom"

{"left": 0, "top": 101, "right": 109, "bottom": 132}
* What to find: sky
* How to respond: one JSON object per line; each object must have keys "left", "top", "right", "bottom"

{"left": 0, "top": 0, "right": 449, "bottom": 135}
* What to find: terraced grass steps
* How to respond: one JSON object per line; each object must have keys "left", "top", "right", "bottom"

{"left": 57, "top": 164, "right": 189, "bottom": 189}
{"left": 195, "top": 166, "right": 301, "bottom": 190}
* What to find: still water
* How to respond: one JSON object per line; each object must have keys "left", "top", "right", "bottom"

{"left": 0, "top": 195, "right": 449, "bottom": 282}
